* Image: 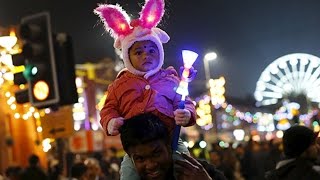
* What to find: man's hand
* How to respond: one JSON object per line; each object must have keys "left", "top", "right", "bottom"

{"left": 107, "top": 117, "right": 124, "bottom": 135}
{"left": 174, "top": 109, "right": 191, "bottom": 126}
{"left": 174, "top": 152, "right": 212, "bottom": 180}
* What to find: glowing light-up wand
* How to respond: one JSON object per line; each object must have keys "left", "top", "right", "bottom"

{"left": 172, "top": 50, "right": 198, "bottom": 151}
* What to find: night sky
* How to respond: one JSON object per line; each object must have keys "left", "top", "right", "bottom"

{"left": 1, "top": 0, "right": 320, "bottom": 99}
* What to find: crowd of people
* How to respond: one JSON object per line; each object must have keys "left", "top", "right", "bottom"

{"left": 1, "top": 145, "right": 122, "bottom": 180}
{"left": 1, "top": 117, "right": 320, "bottom": 180}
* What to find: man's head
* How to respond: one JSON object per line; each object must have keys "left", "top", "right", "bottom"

{"left": 28, "top": 154, "right": 40, "bottom": 167}
{"left": 120, "top": 113, "right": 173, "bottom": 180}
{"left": 283, "top": 125, "right": 319, "bottom": 159}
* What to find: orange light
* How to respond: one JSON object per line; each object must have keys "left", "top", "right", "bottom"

{"left": 33, "top": 81, "right": 50, "bottom": 101}
{"left": 119, "top": 23, "right": 126, "bottom": 31}
{"left": 9, "top": 29, "right": 16, "bottom": 36}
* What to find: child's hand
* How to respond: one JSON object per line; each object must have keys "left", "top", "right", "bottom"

{"left": 107, "top": 117, "right": 125, "bottom": 135}
{"left": 174, "top": 109, "right": 191, "bottom": 126}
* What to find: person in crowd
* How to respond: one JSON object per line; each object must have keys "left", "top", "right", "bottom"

{"left": 93, "top": 148, "right": 121, "bottom": 179}
{"left": 20, "top": 154, "right": 48, "bottom": 180}
{"left": 83, "top": 158, "right": 105, "bottom": 180}
{"left": 265, "top": 125, "right": 320, "bottom": 180}
{"left": 5, "top": 166, "right": 22, "bottom": 180}
{"left": 119, "top": 113, "right": 226, "bottom": 180}
{"left": 70, "top": 162, "right": 88, "bottom": 180}
{"left": 94, "top": 0, "right": 196, "bottom": 179}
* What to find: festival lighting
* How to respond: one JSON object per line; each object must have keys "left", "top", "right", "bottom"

{"left": 172, "top": 50, "right": 198, "bottom": 151}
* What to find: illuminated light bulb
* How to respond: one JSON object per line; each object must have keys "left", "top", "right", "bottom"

{"left": 10, "top": 104, "right": 16, "bottom": 110}
{"left": 276, "top": 130, "right": 284, "bottom": 138}
{"left": 14, "top": 113, "right": 20, "bottom": 119}
{"left": 44, "top": 108, "right": 51, "bottom": 114}
{"left": 22, "top": 114, "right": 28, "bottom": 120}
{"left": 27, "top": 111, "right": 32, "bottom": 117}
{"left": 29, "top": 107, "right": 35, "bottom": 112}
{"left": 119, "top": 23, "right": 127, "bottom": 31}
{"left": 39, "top": 111, "right": 45, "bottom": 117}
{"left": 37, "top": 126, "right": 43, "bottom": 132}
{"left": 5, "top": 92, "right": 11, "bottom": 97}
{"left": 147, "top": 15, "right": 155, "bottom": 22}
{"left": 77, "top": 88, "right": 84, "bottom": 94}
{"left": 182, "top": 50, "right": 198, "bottom": 69}
{"left": 74, "top": 123, "right": 81, "bottom": 131}
{"left": 199, "top": 141, "right": 207, "bottom": 148}
{"left": 19, "top": 84, "right": 25, "bottom": 89}
{"left": 78, "top": 97, "right": 84, "bottom": 103}
{"left": 188, "top": 141, "right": 195, "bottom": 148}
{"left": 34, "top": 112, "right": 40, "bottom": 119}
{"left": 75, "top": 77, "right": 83, "bottom": 87}
{"left": 91, "top": 123, "right": 99, "bottom": 131}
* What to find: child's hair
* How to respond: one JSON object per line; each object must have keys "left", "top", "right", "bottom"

{"left": 94, "top": 0, "right": 170, "bottom": 78}
{"left": 119, "top": 113, "right": 169, "bottom": 152}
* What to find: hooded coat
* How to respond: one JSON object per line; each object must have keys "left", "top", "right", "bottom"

{"left": 265, "top": 158, "right": 320, "bottom": 180}
{"left": 100, "top": 66, "right": 196, "bottom": 136}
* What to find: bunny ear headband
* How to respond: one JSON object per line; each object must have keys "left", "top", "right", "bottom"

{"left": 94, "top": 0, "right": 170, "bottom": 78}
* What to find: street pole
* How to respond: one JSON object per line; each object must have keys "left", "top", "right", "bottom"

{"left": 204, "top": 58, "right": 210, "bottom": 86}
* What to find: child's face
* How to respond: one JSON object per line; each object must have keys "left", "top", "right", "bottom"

{"left": 129, "top": 40, "right": 160, "bottom": 72}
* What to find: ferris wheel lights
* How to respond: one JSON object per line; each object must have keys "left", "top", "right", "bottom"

{"left": 310, "top": 61, "right": 319, "bottom": 67}
{"left": 279, "top": 61, "right": 287, "bottom": 69}
{"left": 270, "top": 67, "right": 279, "bottom": 74}
{"left": 256, "top": 81, "right": 266, "bottom": 91}
{"left": 283, "top": 83, "right": 293, "bottom": 92}
{"left": 262, "top": 73, "right": 271, "bottom": 82}
{"left": 300, "top": 58, "right": 308, "bottom": 65}
{"left": 289, "top": 58, "right": 298, "bottom": 66}
{"left": 255, "top": 53, "right": 320, "bottom": 106}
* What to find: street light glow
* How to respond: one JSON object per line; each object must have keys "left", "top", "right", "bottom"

{"left": 203, "top": 51, "right": 218, "bottom": 82}
{"left": 204, "top": 52, "right": 217, "bottom": 61}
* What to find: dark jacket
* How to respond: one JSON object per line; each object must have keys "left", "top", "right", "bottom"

{"left": 198, "top": 159, "right": 228, "bottom": 180}
{"left": 265, "top": 158, "right": 320, "bottom": 180}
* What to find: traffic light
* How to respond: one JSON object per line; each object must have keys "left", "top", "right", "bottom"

{"left": 12, "top": 51, "right": 29, "bottom": 104}
{"left": 17, "top": 12, "right": 59, "bottom": 108}
{"left": 53, "top": 33, "right": 78, "bottom": 106}
{"left": 13, "top": 12, "right": 78, "bottom": 109}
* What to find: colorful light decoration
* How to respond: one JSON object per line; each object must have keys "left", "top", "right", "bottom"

{"left": 172, "top": 50, "right": 198, "bottom": 151}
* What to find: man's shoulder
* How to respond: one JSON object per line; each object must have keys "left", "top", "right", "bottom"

{"left": 265, "top": 158, "right": 320, "bottom": 180}
{"left": 197, "top": 159, "right": 227, "bottom": 180}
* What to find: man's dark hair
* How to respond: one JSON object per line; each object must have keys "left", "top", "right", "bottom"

{"left": 28, "top": 154, "right": 40, "bottom": 166}
{"left": 283, "top": 125, "right": 318, "bottom": 158}
{"left": 71, "top": 162, "right": 87, "bottom": 179}
{"left": 119, "top": 113, "right": 169, "bottom": 152}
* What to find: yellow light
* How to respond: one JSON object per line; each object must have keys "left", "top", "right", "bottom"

{"left": 22, "top": 114, "right": 28, "bottom": 120}
{"left": 33, "top": 81, "right": 49, "bottom": 100}
{"left": 14, "top": 113, "right": 20, "bottom": 119}
{"left": 10, "top": 104, "right": 16, "bottom": 110}
{"left": 19, "top": 84, "right": 26, "bottom": 89}
{"left": 37, "top": 126, "right": 43, "bottom": 132}
{"left": 119, "top": 23, "right": 126, "bottom": 31}
{"left": 13, "top": 65, "right": 25, "bottom": 73}
{"left": 29, "top": 107, "right": 35, "bottom": 112}
{"left": 0, "top": 35, "right": 17, "bottom": 50}
{"left": 5, "top": 92, "right": 11, "bottom": 97}
{"left": 77, "top": 88, "right": 84, "bottom": 94}
{"left": 34, "top": 112, "right": 40, "bottom": 119}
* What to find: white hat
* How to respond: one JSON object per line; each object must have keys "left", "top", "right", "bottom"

{"left": 94, "top": 0, "right": 169, "bottom": 78}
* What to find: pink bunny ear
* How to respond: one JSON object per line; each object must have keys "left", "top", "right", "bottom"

{"left": 94, "top": 4, "right": 132, "bottom": 37}
{"left": 139, "top": 0, "right": 165, "bottom": 29}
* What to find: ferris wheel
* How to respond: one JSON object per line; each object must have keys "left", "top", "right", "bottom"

{"left": 254, "top": 53, "right": 320, "bottom": 106}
